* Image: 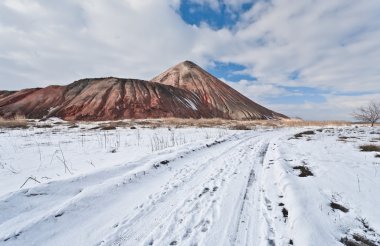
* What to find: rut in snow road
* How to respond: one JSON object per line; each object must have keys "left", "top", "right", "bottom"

{"left": 0, "top": 129, "right": 293, "bottom": 246}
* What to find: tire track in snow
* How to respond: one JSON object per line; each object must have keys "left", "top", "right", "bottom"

{"left": 105, "top": 134, "right": 263, "bottom": 245}
{"left": 230, "top": 141, "right": 270, "bottom": 246}
{"left": 0, "top": 129, "right": 294, "bottom": 246}
{"left": 110, "top": 135, "right": 279, "bottom": 246}
{"left": 0, "top": 133, "right": 242, "bottom": 244}
{"left": 0, "top": 132, "right": 257, "bottom": 245}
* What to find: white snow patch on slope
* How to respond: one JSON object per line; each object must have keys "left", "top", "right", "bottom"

{"left": 184, "top": 98, "right": 198, "bottom": 110}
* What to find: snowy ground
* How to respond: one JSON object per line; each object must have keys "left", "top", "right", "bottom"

{"left": 0, "top": 123, "right": 379, "bottom": 246}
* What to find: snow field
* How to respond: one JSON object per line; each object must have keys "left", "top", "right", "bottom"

{"left": 0, "top": 124, "right": 379, "bottom": 245}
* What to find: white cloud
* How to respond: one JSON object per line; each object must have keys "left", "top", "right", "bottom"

{"left": 0, "top": 0, "right": 227, "bottom": 89}
{"left": 224, "top": 79, "right": 287, "bottom": 102}
{"left": 0, "top": 0, "right": 379, "bottom": 120}
{"left": 266, "top": 93, "right": 380, "bottom": 121}
{"left": 227, "top": 0, "right": 380, "bottom": 93}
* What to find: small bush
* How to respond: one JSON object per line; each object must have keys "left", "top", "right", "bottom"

{"left": 375, "top": 154, "right": 380, "bottom": 158}
{"left": 294, "top": 130, "right": 315, "bottom": 139}
{"left": 229, "top": 124, "right": 250, "bottom": 130}
{"left": 359, "top": 145, "right": 380, "bottom": 152}
{"left": 330, "top": 202, "right": 349, "bottom": 213}
{"left": 293, "top": 165, "right": 314, "bottom": 177}
{"left": 282, "top": 207, "right": 288, "bottom": 218}
{"left": 100, "top": 125, "right": 116, "bottom": 130}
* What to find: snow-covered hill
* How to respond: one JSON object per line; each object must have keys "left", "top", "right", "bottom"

{"left": 0, "top": 123, "right": 379, "bottom": 245}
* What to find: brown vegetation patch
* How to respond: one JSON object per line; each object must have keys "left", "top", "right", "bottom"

{"left": 330, "top": 202, "right": 349, "bottom": 213}
{"left": 341, "top": 234, "right": 378, "bottom": 246}
{"left": 35, "top": 124, "right": 53, "bottom": 128}
{"left": 0, "top": 117, "right": 29, "bottom": 129}
{"left": 228, "top": 124, "right": 251, "bottom": 130}
{"left": 294, "top": 130, "right": 315, "bottom": 139}
{"left": 293, "top": 165, "right": 314, "bottom": 177}
{"left": 282, "top": 207, "right": 288, "bottom": 218}
{"left": 359, "top": 145, "right": 380, "bottom": 152}
{"left": 100, "top": 125, "right": 116, "bottom": 130}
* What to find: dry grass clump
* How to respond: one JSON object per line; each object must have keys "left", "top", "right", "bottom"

{"left": 35, "top": 124, "right": 54, "bottom": 128}
{"left": 102, "top": 118, "right": 352, "bottom": 129}
{"left": 0, "top": 115, "right": 29, "bottom": 129}
{"left": 341, "top": 234, "right": 377, "bottom": 246}
{"left": 160, "top": 118, "right": 229, "bottom": 128}
{"left": 155, "top": 118, "right": 279, "bottom": 129}
{"left": 293, "top": 165, "right": 314, "bottom": 177}
{"left": 228, "top": 124, "right": 251, "bottom": 130}
{"left": 278, "top": 119, "right": 351, "bottom": 127}
{"left": 96, "top": 121, "right": 132, "bottom": 130}
{"left": 158, "top": 118, "right": 351, "bottom": 128}
{"left": 359, "top": 145, "right": 380, "bottom": 152}
{"left": 28, "top": 117, "right": 355, "bottom": 129}
{"left": 330, "top": 202, "right": 349, "bottom": 213}
{"left": 294, "top": 130, "right": 315, "bottom": 139}
{"left": 100, "top": 125, "right": 117, "bottom": 130}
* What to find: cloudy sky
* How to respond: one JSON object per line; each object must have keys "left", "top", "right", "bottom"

{"left": 1, "top": 0, "right": 380, "bottom": 120}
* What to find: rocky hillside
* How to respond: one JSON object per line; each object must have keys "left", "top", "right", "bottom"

{"left": 0, "top": 61, "right": 287, "bottom": 120}
{"left": 152, "top": 61, "right": 287, "bottom": 120}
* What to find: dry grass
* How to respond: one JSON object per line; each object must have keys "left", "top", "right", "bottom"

{"left": 0, "top": 115, "right": 29, "bottom": 129}
{"left": 63, "top": 118, "right": 354, "bottom": 130}
{"left": 293, "top": 130, "right": 315, "bottom": 139}
{"left": 278, "top": 119, "right": 351, "bottom": 127}
{"left": 159, "top": 118, "right": 352, "bottom": 128}
{"left": 0, "top": 116, "right": 355, "bottom": 130}
{"left": 330, "top": 202, "right": 349, "bottom": 213}
{"left": 359, "top": 145, "right": 380, "bottom": 152}
{"left": 293, "top": 165, "right": 314, "bottom": 177}
{"left": 166, "top": 118, "right": 362, "bottom": 128}
{"left": 100, "top": 125, "right": 116, "bottom": 130}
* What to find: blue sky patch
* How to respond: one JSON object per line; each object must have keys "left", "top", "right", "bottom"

{"left": 282, "top": 86, "right": 328, "bottom": 95}
{"left": 288, "top": 70, "right": 301, "bottom": 81}
{"left": 178, "top": 0, "right": 253, "bottom": 29}
{"left": 244, "top": 85, "right": 326, "bottom": 105}
{"left": 273, "top": 86, "right": 327, "bottom": 104}
{"left": 207, "top": 61, "right": 256, "bottom": 82}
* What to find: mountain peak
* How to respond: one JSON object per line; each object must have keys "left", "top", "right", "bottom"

{"left": 179, "top": 60, "right": 197, "bottom": 67}
{"left": 151, "top": 61, "right": 287, "bottom": 120}
{"left": 0, "top": 61, "right": 287, "bottom": 120}
{"left": 171, "top": 60, "right": 201, "bottom": 72}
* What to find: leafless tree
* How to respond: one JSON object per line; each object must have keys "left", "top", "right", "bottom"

{"left": 353, "top": 101, "right": 380, "bottom": 127}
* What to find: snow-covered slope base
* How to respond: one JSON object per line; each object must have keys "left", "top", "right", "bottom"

{"left": 0, "top": 124, "right": 380, "bottom": 246}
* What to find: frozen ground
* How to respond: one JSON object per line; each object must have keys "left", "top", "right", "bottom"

{"left": 0, "top": 123, "right": 379, "bottom": 246}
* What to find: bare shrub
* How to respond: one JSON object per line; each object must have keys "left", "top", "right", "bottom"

{"left": 353, "top": 101, "right": 380, "bottom": 127}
